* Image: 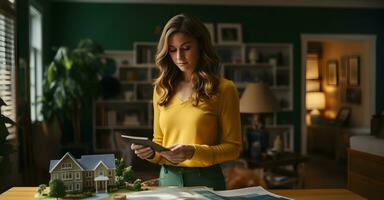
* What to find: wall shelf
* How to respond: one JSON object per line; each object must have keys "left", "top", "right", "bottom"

{"left": 93, "top": 42, "right": 294, "bottom": 153}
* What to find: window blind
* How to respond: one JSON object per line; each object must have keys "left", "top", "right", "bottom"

{"left": 0, "top": 0, "right": 16, "bottom": 132}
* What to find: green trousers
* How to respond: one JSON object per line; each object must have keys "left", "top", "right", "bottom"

{"left": 159, "top": 165, "right": 226, "bottom": 190}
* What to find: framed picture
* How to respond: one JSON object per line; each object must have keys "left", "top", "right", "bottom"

{"left": 327, "top": 60, "right": 338, "bottom": 85}
{"left": 217, "top": 23, "right": 242, "bottom": 44}
{"left": 335, "top": 107, "right": 351, "bottom": 126}
{"left": 203, "top": 23, "right": 215, "bottom": 44}
{"left": 340, "top": 56, "right": 348, "bottom": 82}
{"left": 347, "top": 56, "right": 360, "bottom": 86}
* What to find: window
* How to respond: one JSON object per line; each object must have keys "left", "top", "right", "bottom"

{"left": 75, "top": 183, "right": 80, "bottom": 191}
{"left": 29, "top": 6, "right": 43, "bottom": 122}
{"left": 0, "top": 0, "right": 16, "bottom": 136}
{"left": 75, "top": 172, "right": 80, "bottom": 179}
{"left": 86, "top": 171, "right": 93, "bottom": 177}
{"left": 61, "top": 163, "right": 72, "bottom": 169}
{"left": 108, "top": 170, "right": 112, "bottom": 176}
{"left": 65, "top": 184, "right": 73, "bottom": 192}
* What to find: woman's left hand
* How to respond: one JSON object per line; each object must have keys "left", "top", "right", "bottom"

{"left": 160, "top": 144, "right": 195, "bottom": 164}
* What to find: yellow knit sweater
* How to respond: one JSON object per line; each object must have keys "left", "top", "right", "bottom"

{"left": 147, "top": 78, "right": 242, "bottom": 167}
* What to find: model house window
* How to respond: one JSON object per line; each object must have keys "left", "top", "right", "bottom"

{"left": 29, "top": 6, "right": 43, "bottom": 122}
{"left": 75, "top": 172, "right": 80, "bottom": 179}
{"left": 61, "top": 172, "right": 72, "bottom": 180}
{"left": 65, "top": 184, "right": 73, "bottom": 192}
{"left": 75, "top": 183, "right": 80, "bottom": 191}
{"left": 99, "top": 171, "right": 104, "bottom": 176}
{"left": 109, "top": 170, "right": 112, "bottom": 176}
{"left": 61, "top": 163, "right": 72, "bottom": 169}
{"left": 0, "top": 0, "right": 16, "bottom": 137}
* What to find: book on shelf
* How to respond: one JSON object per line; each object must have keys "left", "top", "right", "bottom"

{"left": 125, "top": 186, "right": 292, "bottom": 200}
{"left": 120, "top": 134, "right": 169, "bottom": 152}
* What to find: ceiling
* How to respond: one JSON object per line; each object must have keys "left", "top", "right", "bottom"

{"left": 52, "top": 0, "right": 384, "bottom": 8}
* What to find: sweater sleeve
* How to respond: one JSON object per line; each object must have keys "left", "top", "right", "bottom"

{"left": 190, "top": 81, "right": 243, "bottom": 166}
{"left": 146, "top": 87, "right": 167, "bottom": 164}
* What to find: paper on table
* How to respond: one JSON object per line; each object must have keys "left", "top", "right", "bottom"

{"left": 124, "top": 186, "right": 292, "bottom": 200}
{"left": 125, "top": 187, "right": 210, "bottom": 200}
{"left": 214, "top": 186, "right": 292, "bottom": 199}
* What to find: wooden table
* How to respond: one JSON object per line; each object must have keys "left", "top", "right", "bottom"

{"left": 0, "top": 187, "right": 365, "bottom": 200}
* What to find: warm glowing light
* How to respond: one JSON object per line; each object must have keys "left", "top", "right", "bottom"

{"left": 306, "top": 92, "right": 325, "bottom": 110}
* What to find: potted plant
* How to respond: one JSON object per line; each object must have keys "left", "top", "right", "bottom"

{"left": 41, "top": 39, "right": 105, "bottom": 149}
{"left": 0, "top": 97, "right": 15, "bottom": 191}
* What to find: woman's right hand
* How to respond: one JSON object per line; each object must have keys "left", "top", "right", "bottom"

{"left": 131, "top": 143, "right": 155, "bottom": 159}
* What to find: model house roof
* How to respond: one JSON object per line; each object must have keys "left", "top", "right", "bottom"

{"left": 78, "top": 154, "right": 116, "bottom": 170}
{"left": 49, "top": 152, "right": 115, "bottom": 172}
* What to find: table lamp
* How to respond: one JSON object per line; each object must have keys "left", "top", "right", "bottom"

{"left": 240, "top": 83, "right": 280, "bottom": 156}
{"left": 306, "top": 92, "right": 325, "bottom": 124}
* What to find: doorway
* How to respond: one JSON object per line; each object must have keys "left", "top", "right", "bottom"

{"left": 300, "top": 34, "right": 376, "bottom": 155}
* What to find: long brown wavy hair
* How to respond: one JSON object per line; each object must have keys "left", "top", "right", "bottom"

{"left": 154, "top": 13, "right": 220, "bottom": 106}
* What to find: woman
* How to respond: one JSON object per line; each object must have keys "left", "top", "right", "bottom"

{"left": 131, "top": 13, "right": 242, "bottom": 190}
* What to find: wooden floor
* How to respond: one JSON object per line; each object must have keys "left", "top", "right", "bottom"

{"left": 302, "top": 153, "right": 347, "bottom": 188}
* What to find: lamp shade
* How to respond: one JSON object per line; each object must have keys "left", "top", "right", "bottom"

{"left": 240, "top": 83, "right": 280, "bottom": 113}
{"left": 306, "top": 92, "right": 325, "bottom": 110}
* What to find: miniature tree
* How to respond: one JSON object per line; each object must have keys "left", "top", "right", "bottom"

{"left": 115, "top": 158, "right": 125, "bottom": 188}
{"left": 133, "top": 179, "right": 142, "bottom": 191}
{"left": 49, "top": 179, "right": 66, "bottom": 199}
{"left": 37, "top": 184, "right": 47, "bottom": 195}
{"left": 123, "top": 166, "right": 134, "bottom": 183}
{"left": 115, "top": 158, "right": 124, "bottom": 176}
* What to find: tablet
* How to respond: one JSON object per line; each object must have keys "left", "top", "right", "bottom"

{"left": 121, "top": 134, "right": 169, "bottom": 152}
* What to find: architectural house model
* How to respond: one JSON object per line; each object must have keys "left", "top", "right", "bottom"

{"left": 49, "top": 152, "right": 116, "bottom": 193}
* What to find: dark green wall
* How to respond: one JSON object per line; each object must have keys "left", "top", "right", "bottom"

{"left": 49, "top": 2, "right": 384, "bottom": 152}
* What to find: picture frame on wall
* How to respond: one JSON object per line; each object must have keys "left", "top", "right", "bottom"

{"left": 217, "top": 23, "right": 242, "bottom": 44}
{"left": 340, "top": 56, "right": 348, "bottom": 82}
{"left": 203, "top": 23, "right": 215, "bottom": 44}
{"left": 335, "top": 107, "right": 351, "bottom": 126}
{"left": 347, "top": 56, "right": 360, "bottom": 86}
{"left": 327, "top": 60, "right": 338, "bottom": 85}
